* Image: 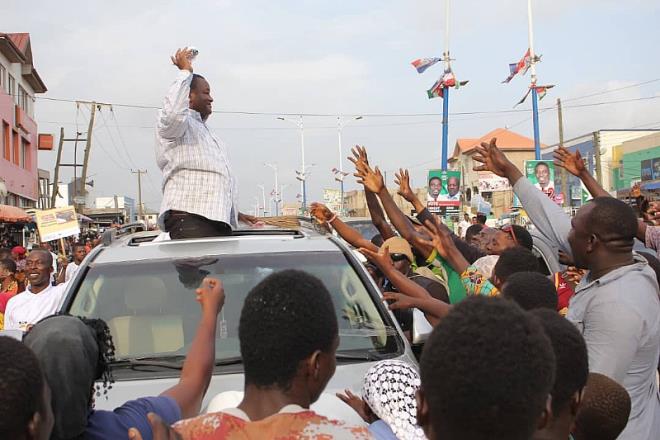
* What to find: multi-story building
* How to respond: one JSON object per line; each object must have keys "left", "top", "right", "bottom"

{"left": 0, "top": 33, "right": 47, "bottom": 208}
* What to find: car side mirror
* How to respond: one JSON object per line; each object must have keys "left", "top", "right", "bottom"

{"left": 412, "top": 309, "right": 433, "bottom": 345}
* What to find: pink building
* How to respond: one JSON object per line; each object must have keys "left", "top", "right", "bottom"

{"left": 0, "top": 32, "right": 47, "bottom": 208}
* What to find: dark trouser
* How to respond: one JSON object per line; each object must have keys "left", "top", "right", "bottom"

{"left": 163, "top": 210, "right": 232, "bottom": 239}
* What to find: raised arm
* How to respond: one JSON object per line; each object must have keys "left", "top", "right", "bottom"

{"left": 353, "top": 159, "right": 434, "bottom": 258}
{"left": 350, "top": 146, "right": 396, "bottom": 240}
{"left": 474, "top": 138, "right": 572, "bottom": 255}
{"left": 161, "top": 277, "right": 224, "bottom": 418}
{"left": 310, "top": 203, "right": 378, "bottom": 251}
{"left": 394, "top": 169, "right": 427, "bottom": 216}
{"left": 555, "top": 147, "right": 650, "bottom": 242}
{"left": 158, "top": 48, "right": 194, "bottom": 140}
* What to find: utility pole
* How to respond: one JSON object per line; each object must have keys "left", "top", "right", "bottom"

{"left": 528, "top": 0, "right": 542, "bottom": 159}
{"left": 113, "top": 194, "right": 120, "bottom": 224}
{"left": 77, "top": 101, "right": 112, "bottom": 212}
{"left": 131, "top": 169, "right": 147, "bottom": 218}
{"left": 51, "top": 127, "right": 65, "bottom": 208}
{"left": 593, "top": 131, "right": 602, "bottom": 186}
{"left": 557, "top": 98, "right": 567, "bottom": 206}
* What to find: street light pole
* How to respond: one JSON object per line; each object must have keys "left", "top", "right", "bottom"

{"left": 257, "top": 184, "right": 267, "bottom": 216}
{"left": 265, "top": 163, "right": 279, "bottom": 216}
{"left": 336, "top": 116, "right": 363, "bottom": 216}
{"left": 278, "top": 115, "right": 308, "bottom": 214}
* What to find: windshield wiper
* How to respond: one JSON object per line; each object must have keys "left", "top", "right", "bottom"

{"left": 111, "top": 355, "right": 243, "bottom": 370}
{"left": 335, "top": 350, "right": 386, "bottom": 362}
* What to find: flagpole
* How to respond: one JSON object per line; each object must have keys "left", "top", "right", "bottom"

{"left": 441, "top": 0, "right": 451, "bottom": 171}
{"left": 527, "top": 0, "right": 541, "bottom": 159}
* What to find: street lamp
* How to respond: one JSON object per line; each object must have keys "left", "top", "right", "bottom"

{"left": 277, "top": 115, "right": 308, "bottom": 213}
{"left": 257, "top": 184, "right": 267, "bottom": 217}
{"left": 336, "top": 116, "right": 363, "bottom": 216}
{"left": 264, "top": 163, "right": 279, "bottom": 216}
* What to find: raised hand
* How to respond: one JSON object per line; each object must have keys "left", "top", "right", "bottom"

{"left": 553, "top": 147, "right": 586, "bottom": 177}
{"left": 310, "top": 202, "right": 334, "bottom": 223}
{"left": 354, "top": 162, "right": 385, "bottom": 194}
{"left": 472, "top": 138, "right": 515, "bottom": 178}
{"left": 394, "top": 168, "right": 415, "bottom": 202}
{"left": 348, "top": 145, "right": 369, "bottom": 169}
{"left": 416, "top": 219, "right": 454, "bottom": 260}
{"left": 171, "top": 48, "right": 194, "bottom": 73}
{"left": 359, "top": 245, "right": 394, "bottom": 269}
{"left": 128, "top": 413, "right": 182, "bottom": 440}
{"left": 196, "top": 277, "right": 225, "bottom": 315}
{"left": 335, "top": 389, "right": 374, "bottom": 423}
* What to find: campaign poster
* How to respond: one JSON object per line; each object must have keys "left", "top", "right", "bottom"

{"left": 641, "top": 159, "right": 653, "bottom": 181}
{"left": 427, "top": 169, "right": 461, "bottom": 216}
{"left": 525, "top": 160, "right": 556, "bottom": 200}
{"left": 35, "top": 206, "right": 80, "bottom": 242}
{"left": 653, "top": 158, "right": 660, "bottom": 180}
{"left": 478, "top": 173, "right": 511, "bottom": 192}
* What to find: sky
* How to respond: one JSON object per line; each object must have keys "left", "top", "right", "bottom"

{"left": 3, "top": 0, "right": 660, "bottom": 213}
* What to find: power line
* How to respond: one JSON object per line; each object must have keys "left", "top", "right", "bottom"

{"left": 562, "top": 79, "right": 660, "bottom": 103}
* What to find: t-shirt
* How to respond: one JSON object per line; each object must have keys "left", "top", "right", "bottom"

{"left": 86, "top": 396, "right": 181, "bottom": 440}
{"left": 4, "top": 282, "right": 68, "bottom": 331}
{"left": 173, "top": 405, "right": 372, "bottom": 439}
{"left": 65, "top": 262, "right": 80, "bottom": 282}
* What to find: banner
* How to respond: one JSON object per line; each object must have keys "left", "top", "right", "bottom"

{"left": 35, "top": 206, "right": 80, "bottom": 242}
{"left": 427, "top": 170, "right": 461, "bottom": 216}
{"left": 525, "top": 160, "right": 556, "bottom": 200}
{"left": 322, "top": 188, "right": 342, "bottom": 213}
{"left": 478, "top": 173, "right": 511, "bottom": 192}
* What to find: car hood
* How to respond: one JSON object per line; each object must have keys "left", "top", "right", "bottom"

{"left": 95, "top": 354, "right": 417, "bottom": 424}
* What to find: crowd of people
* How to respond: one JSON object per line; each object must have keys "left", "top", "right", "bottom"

{"left": 0, "top": 47, "right": 658, "bottom": 439}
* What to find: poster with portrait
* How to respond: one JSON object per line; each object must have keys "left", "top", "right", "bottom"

{"left": 35, "top": 206, "right": 80, "bottom": 242}
{"left": 641, "top": 159, "right": 653, "bottom": 181}
{"left": 525, "top": 160, "right": 556, "bottom": 200}
{"left": 653, "top": 158, "right": 660, "bottom": 180}
{"left": 427, "top": 169, "right": 461, "bottom": 216}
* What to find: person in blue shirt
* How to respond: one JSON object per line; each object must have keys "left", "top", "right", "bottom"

{"left": 23, "top": 276, "right": 225, "bottom": 440}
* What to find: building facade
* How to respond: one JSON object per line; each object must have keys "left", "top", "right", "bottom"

{"left": 0, "top": 33, "right": 47, "bottom": 208}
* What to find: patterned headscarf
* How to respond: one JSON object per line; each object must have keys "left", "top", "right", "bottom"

{"left": 362, "top": 360, "right": 427, "bottom": 440}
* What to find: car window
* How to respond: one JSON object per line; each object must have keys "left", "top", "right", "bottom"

{"left": 68, "top": 251, "right": 401, "bottom": 363}
{"left": 345, "top": 221, "right": 380, "bottom": 242}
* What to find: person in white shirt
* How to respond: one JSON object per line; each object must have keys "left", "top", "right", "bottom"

{"left": 156, "top": 47, "right": 258, "bottom": 239}
{"left": 57, "top": 243, "right": 87, "bottom": 284}
{"left": 458, "top": 213, "right": 471, "bottom": 238}
{"left": 4, "top": 250, "right": 69, "bottom": 332}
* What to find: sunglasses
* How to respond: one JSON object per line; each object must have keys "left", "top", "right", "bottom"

{"left": 500, "top": 225, "right": 518, "bottom": 245}
{"left": 390, "top": 253, "right": 409, "bottom": 262}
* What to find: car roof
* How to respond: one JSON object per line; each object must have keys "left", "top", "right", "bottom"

{"left": 91, "top": 226, "right": 343, "bottom": 264}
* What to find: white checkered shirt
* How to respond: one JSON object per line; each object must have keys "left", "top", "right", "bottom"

{"left": 156, "top": 70, "right": 238, "bottom": 229}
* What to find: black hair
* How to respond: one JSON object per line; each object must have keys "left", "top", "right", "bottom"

{"left": 535, "top": 161, "right": 550, "bottom": 172}
{"left": 531, "top": 309, "right": 588, "bottom": 415}
{"left": 0, "top": 336, "right": 45, "bottom": 439}
{"left": 493, "top": 247, "right": 540, "bottom": 282}
{"left": 573, "top": 373, "right": 631, "bottom": 440}
{"left": 509, "top": 224, "right": 533, "bottom": 250}
{"left": 0, "top": 258, "right": 17, "bottom": 274}
{"left": 465, "top": 224, "right": 484, "bottom": 243}
{"left": 475, "top": 214, "right": 487, "bottom": 224}
{"left": 239, "top": 270, "right": 338, "bottom": 390}
{"left": 29, "top": 249, "right": 53, "bottom": 267}
{"left": 72, "top": 242, "right": 86, "bottom": 252}
{"left": 420, "top": 296, "right": 555, "bottom": 440}
{"left": 587, "top": 197, "right": 638, "bottom": 243}
{"left": 501, "top": 272, "right": 558, "bottom": 311}
{"left": 78, "top": 316, "right": 115, "bottom": 393}
{"left": 429, "top": 176, "right": 441, "bottom": 184}
{"left": 190, "top": 73, "right": 206, "bottom": 91}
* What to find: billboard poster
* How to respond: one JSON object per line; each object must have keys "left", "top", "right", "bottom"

{"left": 525, "top": 160, "right": 557, "bottom": 201}
{"left": 653, "top": 158, "right": 660, "bottom": 180}
{"left": 641, "top": 159, "right": 653, "bottom": 181}
{"left": 35, "top": 206, "right": 80, "bottom": 242}
{"left": 478, "top": 173, "right": 511, "bottom": 192}
{"left": 427, "top": 169, "right": 461, "bottom": 216}
{"left": 322, "top": 188, "right": 342, "bottom": 213}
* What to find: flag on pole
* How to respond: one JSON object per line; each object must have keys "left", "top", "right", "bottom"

{"left": 514, "top": 85, "right": 555, "bottom": 107}
{"left": 411, "top": 57, "right": 442, "bottom": 74}
{"left": 502, "top": 49, "right": 532, "bottom": 83}
{"left": 427, "top": 70, "right": 469, "bottom": 99}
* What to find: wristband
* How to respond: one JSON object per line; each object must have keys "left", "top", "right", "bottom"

{"left": 327, "top": 214, "right": 338, "bottom": 224}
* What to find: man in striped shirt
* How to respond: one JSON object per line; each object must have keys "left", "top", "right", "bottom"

{"left": 156, "top": 47, "right": 258, "bottom": 239}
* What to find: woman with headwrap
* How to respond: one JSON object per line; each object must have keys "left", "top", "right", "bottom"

{"left": 23, "top": 277, "right": 225, "bottom": 440}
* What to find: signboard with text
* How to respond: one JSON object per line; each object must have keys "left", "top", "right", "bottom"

{"left": 35, "top": 206, "right": 80, "bottom": 242}
{"left": 427, "top": 169, "right": 461, "bottom": 216}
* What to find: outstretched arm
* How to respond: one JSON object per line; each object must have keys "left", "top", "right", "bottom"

{"left": 310, "top": 203, "right": 378, "bottom": 251}
{"left": 161, "top": 277, "right": 224, "bottom": 418}
{"left": 350, "top": 146, "right": 396, "bottom": 240}
{"left": 158, "top": 48, "right": 195, "bottom": 140}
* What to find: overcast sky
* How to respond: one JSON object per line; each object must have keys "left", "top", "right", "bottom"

{"left": 3, "top": 0, "right": 660, "bottom": 212}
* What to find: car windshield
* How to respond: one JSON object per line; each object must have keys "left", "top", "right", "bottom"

{"left": 344, "top": 221, "right": 380, "bottom": 242}
{"left": 68, "top": 251, "right": 401, "bottom": 364}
